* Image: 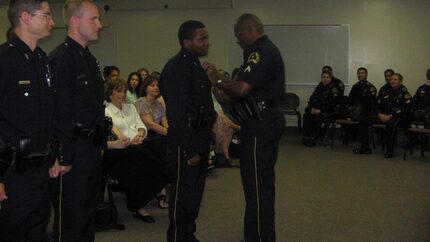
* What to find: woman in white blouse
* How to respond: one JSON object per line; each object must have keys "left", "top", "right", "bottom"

{"left": 103, "top": 79, "right": 167, "bottom": 223}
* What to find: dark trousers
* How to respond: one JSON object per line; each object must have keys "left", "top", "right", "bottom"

{"left": 358, "top": 116, "right": 408, "bottom": 151}
{"left": 0, "top": 163, "right": 50, "bottom": 242}
{"left": 240, "top": 109, "right": 285, "bottom": 242}
{"left": 302, "top": 111, "right": 323, "bottom": 138}
{"left": 50, "top": 141, "right": 102, "bottom": 242}
{"left": 166, "top": 143, "right": 209, "bottom": 242}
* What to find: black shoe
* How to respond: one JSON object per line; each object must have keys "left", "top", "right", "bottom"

{"left": 207, "top": 163, "right": 215, "bottom": 173}
{"left": 133, "top": 212, "right": 155, "bottom": 223}
{"left": 353, "top": 145, "right": 372, "bottom": 154}
{"left": 302, "top": 136, "right": 310, "bottom": 145}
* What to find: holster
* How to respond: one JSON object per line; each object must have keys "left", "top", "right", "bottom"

{"left": 230, "top": 96, "right": 266, "bottom": 125}
{"left": 0, "top": 138, "right": 17, "bottom": 176}
{"left": 47, "top": 140, "right": 61, "bottom": 168}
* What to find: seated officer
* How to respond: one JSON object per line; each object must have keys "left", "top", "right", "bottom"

{"left": 411, "top": 68, "right": 430, "bottom": 127}
{"left": 355, "top": 73, "right": 411, "bottom": 157}
{"left": 322, "top": 65, "right": 345, "bottom": 94}
{"left": 378, "top": 69, "right": 408, "bottom": 99}
{"left": 302, "top": 70, "right": 344, "bottom": 147}
{"left": 348, "top": 67, "right": 377, "bottom": 119}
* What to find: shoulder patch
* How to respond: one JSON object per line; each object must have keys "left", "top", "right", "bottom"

{"left": 246, "top": 52, "right": 260, "bottom": 65}
{"left": 405, "top": 93, "right": 411, "bottom": 99}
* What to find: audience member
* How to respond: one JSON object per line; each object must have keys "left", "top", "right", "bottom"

{"left": 411, "top": 68, "right": 430, "bottom": 127}
{"left": 125, "top": 72, "right": 142, "bottom": 104}
{"left": 355, "top": 73, "right": 411, "bottom": 158}
{"left": 103, "top": 65, "right": 120, "bottom": 82}
{"left": 137, "top": 67, "right": 149, "bottom": 81}
{"left": 302, "top": 70, "right": 344, "bottom": 147}
{"left": 104, "top": 78, "right": 167, "bottom": 222}
{"left": 322, "top": 65, "right": 345, "bottom": 94}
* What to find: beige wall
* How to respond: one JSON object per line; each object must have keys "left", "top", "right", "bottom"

{"left": 1, "top": 0, "right": 429, "bottom": 126}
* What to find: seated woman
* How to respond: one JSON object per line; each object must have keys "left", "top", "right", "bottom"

{"left": 125, "top": 72, "right": 142, "bottom": 104}
{"left": 135, "top": 76, "right": 170, "bottom": 207}
{"left": 302, "top": 70, "right": 344, "bottom": 147}
{"left": 135, "top": 75, "right": 168, "bottom": 137}
{"left": 103, "top": 78, "right": 167, "bottom": 223}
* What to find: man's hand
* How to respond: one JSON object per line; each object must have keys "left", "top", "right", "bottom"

{"left": 202, "top": 61, "right": 220, "bottom": 84}
{"left": 377, "top": 113, "right": 391, "bottom": 123}
{"left": 49, "top": 159, "right": 72, "bottom": 178}
{"left": 187, "top": 154, "right": 201, "bottom": 166}
{"left": 0, "top": 183, "right": 7, "bottom": 202}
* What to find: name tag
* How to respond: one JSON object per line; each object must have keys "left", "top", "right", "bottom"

{"left": 18, "top": 80, "right": 31, "bottom": 85}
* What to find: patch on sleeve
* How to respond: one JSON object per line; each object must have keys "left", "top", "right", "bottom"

{"left": 246, "top": 52, "right": 260, "bottom": 65}
{"left": 405, "top": 93, "right": 411, "bottom": 99}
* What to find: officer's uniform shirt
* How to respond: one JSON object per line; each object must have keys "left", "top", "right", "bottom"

{"left": 49, "top": 36, "right": 105, "bottom": 166}
{"left": 237, "top": 35, "right": 285, "bottom": 101}
{"left": 378, "top": 83, "right": 408, "bottom": 99}
{"left": 0, "top": 36, "right": 54, "bottom": 181}
{"left": 412, "top": 84, "right": 430, "bottom": 111}
{"left": 308, "top": 80, "right": 343, "bottom": 113}
{"left": 376, "top": 86, "right": 412, "bottom": 119}
{"left": 332, "top": 77, "right": 345, "bottom": 95}
{"left": 160, "top": 49, "right": 215, "bottom": 160}
{"left": 349, "top": 80, "right": 377, "bottom": 114}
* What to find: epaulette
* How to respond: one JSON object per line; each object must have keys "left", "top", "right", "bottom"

{"left": 0, "top": 42, "right": 15, "bottom": 57}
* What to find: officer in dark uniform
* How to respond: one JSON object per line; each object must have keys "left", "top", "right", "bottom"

{"left": 159, "top": 20, "right": 215, "bottom": 242}
{"left": 411, "top": 68, "right": 430, "bottom": 127}
{"left": 356, "top": 73, "right": 411, "bottom": 158}
{"left": 49, "top": 1, "right": 105, "bottom": 242}
{"left": 322, "top": 65, "right": 345, "bottom": 94}
{"left": 378, "top": 68, "right": 408, "bottom": 98}
{"left": 302, "top": 70, "right": 344, "bottom": 147}
{"left": 0, "top": 1, "right": 56, "bottom": 241}
{"left": 204, "top": 13, "right": 285, "bottom": 242}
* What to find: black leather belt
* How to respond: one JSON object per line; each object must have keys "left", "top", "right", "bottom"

{"left": 79, "top": 128, "right": 95, "bottom": 139}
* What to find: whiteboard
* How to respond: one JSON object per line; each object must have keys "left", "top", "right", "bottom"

{"left": 38, "top": 27, "right": 116, "bottom": 68}
{"left": 228, "top": 25, "right": 349, "bottom": 86}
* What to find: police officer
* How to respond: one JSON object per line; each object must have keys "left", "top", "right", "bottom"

{"left": 159, "top": 20, "right": 215, "bottom": 242}
{"left": 322, "top": 65, "right": 345, "bottom": 94}
{"left": 356, "top": 73, "right": 411, "bottom": 158}
{"left": 302, "top": 70, "right": 344, "bottom": 147}
{"left": 49, "top": 1, "right": 104, "bottom": 241}
{"left": 0, "top": 0, "right": 56, "bottom": 241}
{"left": 204, "top": 13, "right": 285, "bottom": 242}
{"left": 411, "top": 68, "right": 430, "bottom": 127}
{"left": 378, "top": 69, "right": 395, "bottom": 98}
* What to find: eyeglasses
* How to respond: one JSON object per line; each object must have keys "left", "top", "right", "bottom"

{"left": 31, "top": 12, "right": 52, "bottom": 21}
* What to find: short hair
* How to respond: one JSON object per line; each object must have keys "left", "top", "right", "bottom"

{"left": 63, "top": 0, "right": 93, "bottom": 25}
{"left": 235, "top": 13, "right": 264, "bottom": 34}
{"left": 103, "top": 66, "right": 120, "bottom": 80}
{"left": 357, "top": 67, "right": 368, "bottom": 75}
{"left": 178, "top": 20, "right": 205, "bottom": 47}
{"left": 150, "top": 71, "right": 161, "bottom": 79}
{"left": 321, "top": 70, "right": 332, "bottom": 77}
{"left": 322, "top": 66, "right": 332, "bottom": 72}
{"left": 127, "top": 72, "right": 142, "bottom": 94}
{"left": 8, "top": 0, "right": 48, "bottom": 28}
{"left": 140, "top": 75, "right": 160, "bottom": 98}
{"left": 392, "top": 73, "right": 403, "bottom": 81}
{"left": 384, "top": 69, "right": 394, "bottom": 75}
{"left": 104, "top": 78, "right": 127, "bottom": 102}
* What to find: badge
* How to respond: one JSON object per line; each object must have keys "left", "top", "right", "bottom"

{"left": 246, "top": 52, "right": 260, "bottom": 65}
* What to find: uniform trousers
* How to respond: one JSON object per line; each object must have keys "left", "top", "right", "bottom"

{"left": 240, "top": 108, "right": 285, "bottom": 242}
{"left": 50, "top": 139, "right": 102, "bottom": 242}
{"left": 0, "top": 162, "right": 50, "bottom": 242}
{"left": 166, "top": 141, "right": 209, "bottom": 242}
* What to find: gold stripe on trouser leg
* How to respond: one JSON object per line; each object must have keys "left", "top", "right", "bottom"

{"left": 174, "top": 146, "right": 181, "bottom": 242}
{"left": 58, "top": 173, "right": 63, "bottom": 242}
{"left": 253, "top": 137, "right": 262, "bottom": 242}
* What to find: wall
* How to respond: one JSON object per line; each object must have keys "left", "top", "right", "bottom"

{"left": 1, "top": 0, "right": 429, "bottom": 126}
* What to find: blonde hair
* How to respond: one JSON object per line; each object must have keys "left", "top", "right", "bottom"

{"left": 62, "top": 0, "right": 93, "bottom": 25}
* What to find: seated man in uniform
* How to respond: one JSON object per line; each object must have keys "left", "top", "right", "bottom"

{"left": 411, "top": 68, "right": 430, "bottom": 127}
{"left": 355, "top": 73, "right": 411, "bottom": 157}
{"left": 302, "top": 70, "right": 344, "bottom": 147}
{"left": 348, "top": 67, "right": 377, "bottom": 152}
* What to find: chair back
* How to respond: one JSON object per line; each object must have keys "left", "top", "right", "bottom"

{"left": 279, "top": 92, "right": 300, "bottom": 111}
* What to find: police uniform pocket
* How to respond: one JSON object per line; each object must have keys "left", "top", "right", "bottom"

{"left": 76, "top": 73, "right": 91, "bottom": 108}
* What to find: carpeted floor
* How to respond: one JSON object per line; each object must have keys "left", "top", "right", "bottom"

{"left": 95, "top": 129, "right": 430, "bottom": 242}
